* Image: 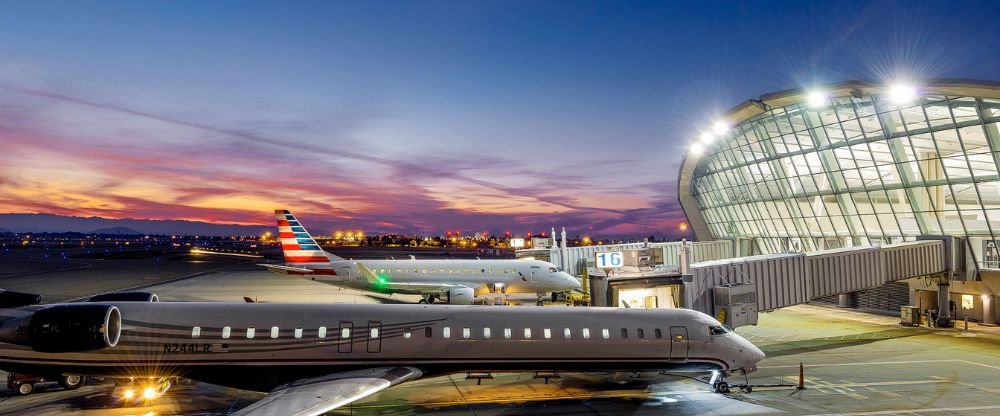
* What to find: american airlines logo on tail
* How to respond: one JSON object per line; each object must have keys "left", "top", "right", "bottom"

{"left": 270, "top": 210, "right": 337, "bottom": 275}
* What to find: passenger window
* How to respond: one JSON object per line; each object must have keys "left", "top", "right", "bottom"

{"left": 425, "top": 327, "right": 432, "bottom": 338}
{"left": 563, "top": 328, "right": 571, "bottom": 339}
{"left": 370, "top": 327, "right": 379, "bottom": 339}
{"left": 443, "top": 327, "right": 451, "bottom": 338}
{"left": 655, "top": 328, "right": 662, "bottom": 339}
{"left": 621, "top": 328, "right": 628, "bottom": 339}
{"left": 637, "top": 329, "right": 644, "bottom": 339}
{"left": 483, "top": 327, "right": 491, "bottom": 339}
{"left": 222, "top": 326, "right": 231, "bottom": 339}
{"left": 294, "top": 327, "right": 303, "bottom": 339}
{"left": 504, "top": 328, "right": 512, "bottom": 339}
{"left": 270, "top": 326, "right": 279, "bottom": 339}
{"left": 191, "top": 327, "right": 201, "bottom": 338}
{"left": 341, "top": 327, "right": 350, "bottom": 339}
{"left": 404, "top": 329, "right": 412, "bottom": 339}
{"left": 462, "top": 327, "right": 471, "bottom": 339}
{"left": 318, "top": 326, "right": 327, "bottom": 338}
{"left": 601, "top": 329, "right": 610, "bottom": 339}
{"left": 582, "top": 328, "right": 591, "bottom": 339}
{"left": 543, "top": 328, "right": 551, "bottom": 339}
{"left": 524, "top": 328, "right": 532, "bottom": 339}
{"left": 247, "top": 327, "right": 256, "bottom": 339}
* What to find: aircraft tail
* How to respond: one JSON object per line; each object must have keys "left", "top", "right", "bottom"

{"left": 274, "top": 210, "right": 345, "bottom": 264}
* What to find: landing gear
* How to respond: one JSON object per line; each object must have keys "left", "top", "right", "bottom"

{"left": 709, "top": 370, "right": 730, "bottom": 393}
{"left": 551, "top": 292, "right": 558, "bottom": 303}
{"left": 419, "top": 295, "right": 438, "bottom": 304}
{"left": 536, "top": 293, "right": 546, "bottom": 306}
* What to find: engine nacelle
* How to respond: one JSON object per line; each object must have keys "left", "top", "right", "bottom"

{"left": 0, "top": 290, "right": 42, "bottom": 308}
{"left": 88, "top": 292, "right": 159, "bottom": 302}
{"left": 0, "top": 305, "right": 121, "bottom": 353}
{"left": 445, "top": 287, "right": 475, "bottom": 304}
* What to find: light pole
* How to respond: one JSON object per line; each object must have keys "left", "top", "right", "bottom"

{"left": 679, "top": 223, "right": 688, "bottom": 240}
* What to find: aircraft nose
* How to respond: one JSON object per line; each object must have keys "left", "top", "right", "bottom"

{"left": 564, "top": 273, "right": 582, "bottom": 289}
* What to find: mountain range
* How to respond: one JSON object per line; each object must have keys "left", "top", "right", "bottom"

{"left": 0, "top": 214, "right": 270, "bottom": 236}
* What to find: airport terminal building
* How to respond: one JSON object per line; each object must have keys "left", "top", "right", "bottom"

{"left": 674, "top": 80, "right": 1000, "bottom": 324}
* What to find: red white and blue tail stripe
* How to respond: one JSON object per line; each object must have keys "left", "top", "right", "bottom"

{"left": 269, "top": 209, "right": 340, "bottom": 275}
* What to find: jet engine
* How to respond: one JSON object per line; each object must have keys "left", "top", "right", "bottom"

{"left": 0, "top": 305, "right": 122, "bottom": 353}
{"left": 445, "top": 287, "right": 475, "bottom": 304}
{"left": 0, "top": 290, "right": 42, "bottom": 308}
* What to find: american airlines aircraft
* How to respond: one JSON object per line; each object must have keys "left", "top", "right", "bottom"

{"left": 260, "top": 210, "right": 581, "bottom": 305}
{"left": 0, "top": 290, "right": 764, "bottom": 415}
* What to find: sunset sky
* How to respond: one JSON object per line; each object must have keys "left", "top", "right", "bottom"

{"left": 2, "top": 1, "right": 999, "bottom": 237}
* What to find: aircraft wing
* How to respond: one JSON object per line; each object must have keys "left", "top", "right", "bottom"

{"left": 233, "top": 367, "right": 422, "bottom": 416}
{"left": 257, "top": 264, "right": 314, "bottom": 274}
{"left": 354, "top": 262, "right": 472, "bottom": 294}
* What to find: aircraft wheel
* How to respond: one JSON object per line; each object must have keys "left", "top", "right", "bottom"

{"left": 418, "top": 299, "right": 427, "bottom": 304}
{"left": 742, "top": 386, "right": 752, "bottom": 393}
{"left": 60, "top": 374, "right": 85, "bottom": 390}
{"left": 714, "top": 381, "right": 729, "bottom": 393}
{"left": 428, "top": 296, "right": 436, "bottom": 304}
{"left": 551, "top": 292, "right": 558, "bottom": 303}
{"left": 17, "top": 383, "right": 33, "bottom": 395}
{"left": 536, "top": 300, "right": 544, "bottom": 306}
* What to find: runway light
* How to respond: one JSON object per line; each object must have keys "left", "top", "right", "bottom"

{"left": 807, "top": 90, "right": 828, "bottom": 108}
{"left": 689, "top": 143, "right": 704, "bottom": 155}
{"left": 888, "top": 83, "right": 917, "bottom": 105}
{"left": 712, "top": 121, "right": 728, "bottom": 135}
{"left": 143, "top": 386, "right": 157, "bottom": 399}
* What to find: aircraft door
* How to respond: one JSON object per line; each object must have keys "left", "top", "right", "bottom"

{"left": 338, "top": 321, "right": 353, "bottom": 353}
{"left": 338, "top": 266, "right": 352, "bottom": 282}
{"left": 668, "top": 326, "right": 688, "bottom": 360}
{"left": 367, "top": 321, "right": 382, "bottom": 353}
{"left": 529, "top": 266, "right": 540, "bottom": 283}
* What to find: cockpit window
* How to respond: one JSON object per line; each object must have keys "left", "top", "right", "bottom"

{"left": 709, "top": 325, "right": 731, "bottom": 335}
{"left": 548, "top": 267, "right": 558, "bottom": 273}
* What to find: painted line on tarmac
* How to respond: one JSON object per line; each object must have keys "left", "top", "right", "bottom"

{"left": 802, "top": 404, "right": 1000, "bottom": 416}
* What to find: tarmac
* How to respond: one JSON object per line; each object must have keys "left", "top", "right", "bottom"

{"left": 0, "top": 257, "right": 999, "bottom": 415}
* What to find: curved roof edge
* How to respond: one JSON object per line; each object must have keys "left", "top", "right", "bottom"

{"left": 677, "top": 78, "right": 1000, "bottom": 242}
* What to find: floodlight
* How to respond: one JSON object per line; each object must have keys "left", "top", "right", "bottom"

{"left": 712, "top": 121, "right": 728, "bottom": 135}
{"left": 807, "top": 91, "right": 828, "bottom": 108}
{"left": 689, "top": 143, "right": 704, "bottom": 155}
{"left": 888, "top": 84, "right": 917, "bottom": 105}
{"left": 700, "top": 131, "right": 714, "bottom": 144}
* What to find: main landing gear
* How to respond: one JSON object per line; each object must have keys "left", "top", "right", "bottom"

{"left": 418, "top": 295, "right": 438, "bottom": 304}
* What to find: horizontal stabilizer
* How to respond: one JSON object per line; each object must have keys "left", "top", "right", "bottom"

{"left": 258, "top": 264, "right": 315, "bottom": 274}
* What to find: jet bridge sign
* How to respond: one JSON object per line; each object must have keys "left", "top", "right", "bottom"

{"left": 595, "top": 251, "right": 624, "bottom": 269}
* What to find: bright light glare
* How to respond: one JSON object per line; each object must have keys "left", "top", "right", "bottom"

{"left": 143, "top": 386, "right": 157, "bottom": 399}
{"left": 123, "top": 389, "right": 135, "bottom": 399}
{"left": 807, "top": 91, "right": 827, "bottom": 108}
{"left": 888, "top": 84, "right": 917, "bottom": 104}
{"left": 712, "top": 121, "right": 728, "bottom": 135}
{"left": 699, "top": 131, "right": 714, "bottom": 143}
{"left": 689, "top": 143, "right": 704, "bottom": 155}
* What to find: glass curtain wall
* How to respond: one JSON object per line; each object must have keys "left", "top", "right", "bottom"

{"left": 691, "top": 93, "right": 1000, "bottom": 268}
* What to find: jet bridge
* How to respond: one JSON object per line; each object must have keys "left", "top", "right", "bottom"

{"left": 685, "top": 240, "right": 947, "bottom": 327}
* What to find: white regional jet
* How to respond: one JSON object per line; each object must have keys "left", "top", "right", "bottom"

{"left": 0, "top": 289, "right": 765, "bottom": 415}
{"left": 259, "top": 210, "right": 581, "bottom": 305}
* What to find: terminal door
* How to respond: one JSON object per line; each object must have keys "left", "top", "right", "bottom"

{"left": 669, "top": 326, "right": 688, "bottom": 360}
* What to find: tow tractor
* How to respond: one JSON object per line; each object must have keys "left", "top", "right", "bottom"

{"left": 6, "top": 372, "right": 86, "bottom": 395}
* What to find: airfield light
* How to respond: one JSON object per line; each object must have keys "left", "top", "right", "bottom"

{"left": 143, "top": 386, "right": 157, "bottom": 399}
{"left": 699, "top": 131, "right": 714, "bottom": 144}
{"left": 712, "top": 121, "right": 728, "bottom": 135}
{"left": 123, "top": 389, "right": 135, "bottom": 399}
{"left": 689, "top": 143, "right": 704, "bottom": 155}
{"left": 888, "top": 83, "right": 917, "bottom": 105}
{"left": 807, "top": 90, "right": 828, "bottom": 108}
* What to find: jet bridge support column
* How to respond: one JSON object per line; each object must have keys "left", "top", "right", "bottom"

{"left": 937, "top": 281, "right": 952, "bottom": 327}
